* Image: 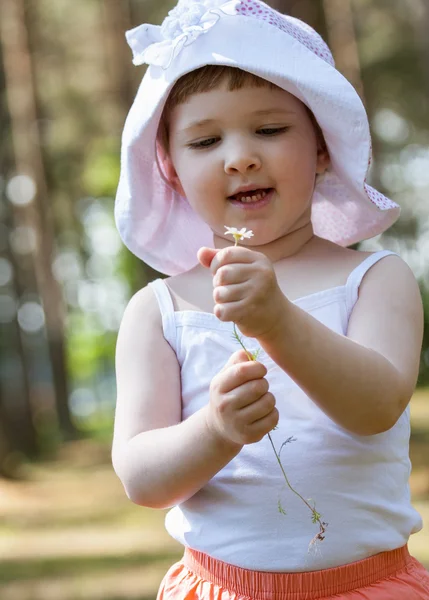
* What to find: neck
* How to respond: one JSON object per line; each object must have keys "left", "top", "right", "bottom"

{"left": 213, "top": 222, "right": 317, "bottom": 264}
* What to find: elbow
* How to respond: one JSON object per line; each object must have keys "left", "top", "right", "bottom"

{"left": 349, "top": 403, "right": 405, "bottom": 437}
{"left": 351, "top": 372, "right": 411, "bottom": 436}
{"left": 353, "top": 359, "right": 414, "bottom": 436}
{"left": 366, "top": 384, "right": 412, "bottom": 436}
{"left": 116, "top": 474, "right": 181, "bottom": 509}
{"left": 373, "top": 412, "right": 402, "bottom": 435}
{"left": 356, "top": 419, "right": 396, "bottom": 437}
{"left": 122, "top": 483, "right": 163, "bottom": 509}
{"left": 112, "top": 447, "right": 149, "bottom": 507}
{"left": 112, "top": 449, "right": 173, "bottom": 510}
{"left": 123, "top": 485, "right": 176, "bottom": 510}
{"left": 114, "top": 468, "right": 165, "bottom": 509}
{"left": 118, "top": 477, "right": 150, "bottom": 507}
{"left": 346, "top": 421, "right": 393, "bottom": 437}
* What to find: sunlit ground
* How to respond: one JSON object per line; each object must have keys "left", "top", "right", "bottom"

{"left": 0, "top": 393, "right": 428, "bottom": 600}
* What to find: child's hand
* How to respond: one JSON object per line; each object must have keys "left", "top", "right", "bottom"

{"left": 205, "top": 350, "right": 278, "bottom": 446}
{"left": 198, "top": 246, "right": 287, "bottom": 339}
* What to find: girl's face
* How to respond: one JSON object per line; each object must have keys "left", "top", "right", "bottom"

{"left": 165, "top": 82, "right": 330, "bottom": 248}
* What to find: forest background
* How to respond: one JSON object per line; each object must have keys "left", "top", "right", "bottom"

{"left": 0, "top": 0, "right": 429, "bottom": 598}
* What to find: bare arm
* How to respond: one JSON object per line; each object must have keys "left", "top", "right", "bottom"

{"left": 257, "top": 256, "right": 424, "bottom": 436}
{"left": 112, "top": 286, "right": 239, "bottom": 508}
{"left": 113, "top": 409, "right": 242, "bottom": 509}
{"left": 112, "top": 285, "right": 277, "bottom": 509}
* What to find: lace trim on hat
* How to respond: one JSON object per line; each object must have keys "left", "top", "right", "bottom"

{"left": 236, "top": 0, "right": 334, "bottom": 66}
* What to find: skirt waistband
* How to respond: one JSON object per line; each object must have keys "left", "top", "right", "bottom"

{"left": 183, "top": 545, "right": 412, "bottom": 599}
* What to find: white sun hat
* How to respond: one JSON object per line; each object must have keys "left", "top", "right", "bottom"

{"left": 115, "top": 0, "right": 400, "bottom": 276}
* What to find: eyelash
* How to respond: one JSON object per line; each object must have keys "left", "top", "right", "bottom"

{"left": 188, "top": 127, "right": 289, "bottom": 149}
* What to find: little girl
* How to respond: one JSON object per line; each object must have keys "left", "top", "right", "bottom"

{"left": 112, "top": 1, "right": 429, "bottom": 598}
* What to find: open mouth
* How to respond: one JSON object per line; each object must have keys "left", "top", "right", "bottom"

{"left": 228, "top": 188, "right": 273, "bottom": 203}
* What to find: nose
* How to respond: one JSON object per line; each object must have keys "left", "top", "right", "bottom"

{"left": 224, "top": 139, "right": 262, "bottom": 175}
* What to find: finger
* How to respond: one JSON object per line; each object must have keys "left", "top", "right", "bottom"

{"left": 218, "top": 359, "right": 267, "bottom": 393}
{"left": 237, "top": 390, "right": 275, "bottom": 420}
{"left": 221, "top": 350, "right": 251, "bottom": 371}
{"left": 245, "top": 408, "right": 280, "bottom": 443}
{"left": 197, "top": 247, "right": 221, "bottom": 269}
{"left": 214, "top": 299, "right": 244, "bottom": 323}
{"left": 213, "top": 283, "right": 247, "bottom": 304}
{"left": 213, "top": 265, "right": 249, "bottom": 287}
{"left": 229, "top": 377, "right": 269, "bottom": 410}
{"left": 210, "top": 246, "right": 255, "bottom": 276}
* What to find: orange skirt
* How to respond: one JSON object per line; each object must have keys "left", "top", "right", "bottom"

{"left": 157, "top": 545, "right": 429, "bottom": 599}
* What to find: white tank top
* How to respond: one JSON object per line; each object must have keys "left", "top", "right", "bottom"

{"left": 149, "top": 250, "right": 423, "bottom": 572}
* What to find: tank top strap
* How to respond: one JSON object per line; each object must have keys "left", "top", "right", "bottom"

{"left": 345, "top": 250, "right": 400, "bottom": 319}
{"left": 148, "top": 278, "right": 177, "bottom": 350}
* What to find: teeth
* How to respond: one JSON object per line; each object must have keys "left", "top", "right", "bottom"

{"left": 240, "top": 190, "right": 268, "bottom": 203}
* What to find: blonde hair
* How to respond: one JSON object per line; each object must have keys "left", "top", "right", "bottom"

{"left": 158, "top": 65, "right": 327, "bottom": 154}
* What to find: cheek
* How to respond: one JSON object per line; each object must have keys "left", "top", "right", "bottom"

{"left": 172, "top": 159, "right": 223, "bottom": 224}
{"left": 276, "top": 141, "right": 318, "bottom": 182}
{"left": 178, "top": 156, "right": 221, "bottom": 197}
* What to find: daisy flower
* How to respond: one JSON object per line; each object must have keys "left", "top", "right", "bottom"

{"left": 224, "top": 226, "right": 254, "bottom": 244}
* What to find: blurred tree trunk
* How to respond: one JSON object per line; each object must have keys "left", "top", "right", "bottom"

{"left": 0, "top": 370, "right": 35, "bottom": 476}
{"left": 101, "top": 0, "right": 135, "bottom": 112}
{"left": 413, "top": 0, "right": 429, "bottom": 103}
{"left": 322, "top": 0, "right": 364, "bottom": 100}
{"left": 269, "top": 0, "right": 321, "bottom": 27}
{"left": 0, "top": 0, "right": 77, "bottom": 440}
{"left": 0, "top": 45, "right": 39, "bottom": 463}
{"left": 0, "top": 257, "right": 39, "bottom": 460}
{"left": 0, "top": 399, "right": 16, "bottom": 478}
{"left": 268, "top": 0, "right": 294, "bottom": 11}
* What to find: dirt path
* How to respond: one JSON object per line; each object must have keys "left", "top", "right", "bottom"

{"left": 0, "top": 393, "right": 427, "bottom": 600}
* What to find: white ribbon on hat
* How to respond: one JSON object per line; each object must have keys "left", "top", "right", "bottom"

{"left": 126, "top": 0, "right": 240, "bottom": 68}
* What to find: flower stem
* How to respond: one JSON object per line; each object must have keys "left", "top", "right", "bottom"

{"left": 232, "top": 323, "right": 327, "bottom": 543}
{"left": 267, "top": 432, "right": 326, "bottom": 541}
{"left": 228, "top": 231, "right": 327, "bottom": 543}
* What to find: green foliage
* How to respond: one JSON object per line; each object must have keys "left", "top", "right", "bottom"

{"left": 82, "top": 139, "right": 121, "bottom": 198}
{"left": 66, "top": 312, "right": 117, "bottom": 381}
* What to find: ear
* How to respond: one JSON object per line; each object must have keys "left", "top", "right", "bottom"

{"left": 316, "top": 148, "right": 330, "bottom": 175}
{"left": 161, "top": 150, "right": 186, "bottom": 197}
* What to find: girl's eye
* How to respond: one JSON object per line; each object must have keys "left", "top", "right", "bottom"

{"left": 188, "top": 137, "right": 219, "bottom": 149}
{"left": 258, "top": 127, "right": 289, "bottom": 136}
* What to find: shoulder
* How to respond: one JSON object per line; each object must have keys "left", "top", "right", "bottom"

{"left": 119, "top": 283, "right": 162, "bottom": 327}
{"left": 116, "top": 283, "right": 169, "bottom": 357}
{"left": 317, "top": 241, "right": 418, "bottom": 297}
{"left": 116, "top": 281, "right": 180, "bottom": 392}
{"left": 357, "top": 251, "right": 422, "bottom": 305}
{"left": 347, "top": 251, "right": 423, "bottom": 401}
{"left": 350, "top": 250, "right": 423, "bottom": 331}
{"left": 301, "top": 237, "right": 372, "bottom": 281}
